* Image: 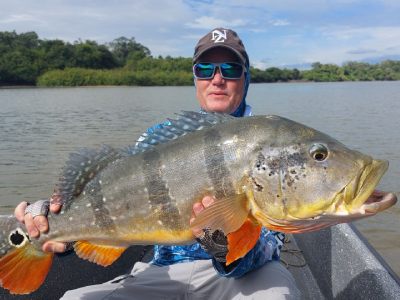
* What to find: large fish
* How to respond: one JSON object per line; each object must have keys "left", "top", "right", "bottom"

{"left": 0, "top": 112, "right": 397, "bottom": 294}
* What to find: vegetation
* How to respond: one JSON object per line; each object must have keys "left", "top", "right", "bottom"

{"left": 300, "top": 61, "right": 400, "bottom": 82}
{"left": 0, "top": 31, "right": 122, "bottom": 85}
{"left": 250, "top": 67, "right": 300, "bottom": 82}
{"left": 37, "top": 68, "right": 193, "bottom": 86}
{"left": 1, "top": 31, "right": 400, "bottom": 86}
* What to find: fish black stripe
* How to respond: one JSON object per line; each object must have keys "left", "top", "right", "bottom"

{"left": 142, "top": 149, "right": 180, "bottom": 229}
{"left": 87, "top": 180, "right": 116, "bottom": 230}
{"left": 204, "top": 128, "right": 235, "bottom": 199}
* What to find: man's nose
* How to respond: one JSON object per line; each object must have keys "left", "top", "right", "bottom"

{"left": 212, "top": 67, "right": 225, "bottom": 84}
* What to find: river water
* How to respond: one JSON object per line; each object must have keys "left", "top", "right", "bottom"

{"left": 0, "top": 82, "right": 399, "bottom": 276}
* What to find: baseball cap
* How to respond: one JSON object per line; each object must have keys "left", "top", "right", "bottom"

{"left": 193, "top": 28, "right": 249, "bottom": 66}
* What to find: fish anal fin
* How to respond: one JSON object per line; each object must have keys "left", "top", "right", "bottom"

{"left": 74, "top": 241, "right": 127, "bottom": 267}
{"left": 226, "top": 219, "right": 262, "bottom": 266}
{"left": 0, "top": 245, "right": 53, "bottom": 294}
{"left": 190, "top": 193, "right": 249, "bottom": 235}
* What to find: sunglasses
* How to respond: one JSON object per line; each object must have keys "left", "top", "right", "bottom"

{"left": 193, "top": 62, "right": 247, "bottom": 80}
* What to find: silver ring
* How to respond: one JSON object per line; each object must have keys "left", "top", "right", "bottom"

{"left": 25, "top": 200, "right": 50, "bottom": 218}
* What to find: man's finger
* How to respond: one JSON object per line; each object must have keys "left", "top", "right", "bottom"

{"left": 190, "top": 217, "right": 204, "bottom": 237}
{"left": 202, "top": 196, "right": 214, "bottom": 208}
{"left": 193, "top": 202, "right": 204, "bottom": 216}
{"left": 50, "top": 203, "right": 62, "bottom": 213}
{"left": 14, "top": 202, "right": 28, "bottom": 222}
{"left": 24, "top": 213, "right": 39, "bottom": 238}
{"left": 33, "top": 215, "right": 49, "bottom": 233}
{"left": 42, "top": 241, "right": 68, "bottom": 253}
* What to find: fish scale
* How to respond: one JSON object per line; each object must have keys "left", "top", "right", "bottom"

{"left": 39, "top": 117, "right": 253, "bottom": 246}
{"left": 0, "top": 112, "right": 397, "bottom": 295}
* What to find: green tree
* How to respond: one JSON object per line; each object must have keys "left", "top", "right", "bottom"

{"left": 107, "top": 37, "right": 151, "bottom": 64}
{"left": 2, "top": 30, "right": 400, "bottom": 86}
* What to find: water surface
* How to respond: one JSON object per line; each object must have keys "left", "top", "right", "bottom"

{"left": 0, "top": 82, "right": 399, "bottom": 275}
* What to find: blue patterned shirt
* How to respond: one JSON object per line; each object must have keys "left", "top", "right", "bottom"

{"left": 141, "top": 106, "right": 285, "bottom": 278}
{"left": 151, "top": 228, "right": 284, "bottom": 278}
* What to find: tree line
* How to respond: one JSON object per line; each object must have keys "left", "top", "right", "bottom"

{"left": 1, "top": 31, "right": 399, "bottom": 86}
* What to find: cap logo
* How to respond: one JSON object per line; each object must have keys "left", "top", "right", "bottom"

{"left": 211, "top": 30, "right": 227, "bottom": 43}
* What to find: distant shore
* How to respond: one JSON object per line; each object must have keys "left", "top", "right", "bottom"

{"left": 2, "top": 78, "right": 400, "bottom": 89}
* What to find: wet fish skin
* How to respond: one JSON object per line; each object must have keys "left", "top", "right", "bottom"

{"left": 0, "top": 112, "right": 396, "bottom": 294}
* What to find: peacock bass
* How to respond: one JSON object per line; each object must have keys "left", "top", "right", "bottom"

{"left": 0, "top": 111, "right": 397, "bottom": 294}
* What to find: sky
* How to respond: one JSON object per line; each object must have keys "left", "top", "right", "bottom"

{"left": 1, "top": 0, "right": 400, "bottom": 70}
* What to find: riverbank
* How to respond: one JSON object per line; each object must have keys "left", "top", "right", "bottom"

{"left": 3, "top": 78, "right": 400, "bottom": 89}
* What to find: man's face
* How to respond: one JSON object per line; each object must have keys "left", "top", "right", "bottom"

{"left": 195, "top": 47, "right": 246, "bottom": 114}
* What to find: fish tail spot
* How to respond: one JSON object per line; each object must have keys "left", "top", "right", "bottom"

{"left": 0, "top": 244, "right": 53, "bottom": 294}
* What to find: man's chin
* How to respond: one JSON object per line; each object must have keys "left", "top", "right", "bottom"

{"left": 204, "top": 102, "right": 233, "bottom": 115}
{"left": 205, "top": 108, "right": 232, "bottom": 114}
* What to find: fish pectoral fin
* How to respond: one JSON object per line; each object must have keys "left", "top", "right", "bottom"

{"left": 0, "top": 244, "right": 54, "bottom": 294}
{"left": 74, "top": 241, "right": 127, "bottom": 267}
{"left": 226, "top": 218, "right": 262, "bottom": 265}
{"left": 190, "top": 193, "right": 249, "bottom": 236}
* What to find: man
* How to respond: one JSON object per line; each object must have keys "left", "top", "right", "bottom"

{"left": 15, "top": 28, "right": 300, "bottom": 299}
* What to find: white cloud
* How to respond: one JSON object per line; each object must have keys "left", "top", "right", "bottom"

{"left": 185, "top": 16, "right": 247, "bottom": 29}
{"left": 1, "top": 14, "right": 43, "bottom": 24}
{"left": 252, "top": 60, "right": 268, "bottom": 70}
{"left": 272, "top": 19, "right": 290, "bottom": 26}
{"left": 346, "top": 49, "right": 377, "bottom": 55}
{"left": 80, "top": 12, "right": 107, "bottom": 19}
{"left": 319, "top": 26, "right": 400, "bottom": 41}
{"left": 247, "top": 28, "right": 267, "bottom": 33}
{"left": 0, "top": 1, "right": 399, "bottom": 66}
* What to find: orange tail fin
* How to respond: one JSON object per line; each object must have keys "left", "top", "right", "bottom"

{"left": 226, "top": 219, "right": 262, "bottom": 265}
{"left": 0, "top": 243, "right": 53, "bottom": 294}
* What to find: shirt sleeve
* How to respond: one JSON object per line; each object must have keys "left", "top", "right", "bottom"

{"left": 212, "top": 228, "right": 285, "bottom": 278}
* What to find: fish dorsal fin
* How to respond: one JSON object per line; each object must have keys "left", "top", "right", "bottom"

{"left": 54, "top": 112, "right": 234, "bottom": 206}
{"left": 126, "top": 111, "right": 235, "bottom": 155}
{"left": 52, "top": 145, "right": 127, "bottom": 206}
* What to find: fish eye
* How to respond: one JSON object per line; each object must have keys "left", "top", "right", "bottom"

{"left": 310, "top": 144, "right": 328, "bottom": 161}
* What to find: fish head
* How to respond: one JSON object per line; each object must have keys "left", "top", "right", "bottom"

{"left": 248, "top": 116, "right": 397, "bottom": 233}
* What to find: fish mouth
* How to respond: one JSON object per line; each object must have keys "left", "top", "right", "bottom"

{"left": 359, "top": 190, "right": 397, "bottom": 214}
{"left": 336, "top": 158, "right": 397, "bottom": 215}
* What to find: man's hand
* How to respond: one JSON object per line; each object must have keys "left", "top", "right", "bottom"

{"left": 14, "top": 200, "right": 67, "bottom": 253}
{"left": 190, "top": 196, "right": 230, "bottom": 263}
{"left": 190, "top": 196, "right": 215, "bottom": 237}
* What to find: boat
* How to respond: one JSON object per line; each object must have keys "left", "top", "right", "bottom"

{"left": 1, "top": 223, "right": 399, "bottom": 299}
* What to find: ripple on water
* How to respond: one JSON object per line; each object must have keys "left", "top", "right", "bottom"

{"left": 0, "top": 82, "right": 399, "bottom": 276}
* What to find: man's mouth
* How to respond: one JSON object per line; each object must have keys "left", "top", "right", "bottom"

{"left": 210, "top": 91, "right": 227, "bottom": 96}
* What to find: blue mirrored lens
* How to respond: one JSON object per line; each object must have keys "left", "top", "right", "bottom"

{"left": 220, "top": 63, "right": 243, "bottom": 78}
{"left": 194, "top": 64, "right": 214, "bottom": 78}
{"left": 194, "top": 63, "right": 244, "bottom": 79}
